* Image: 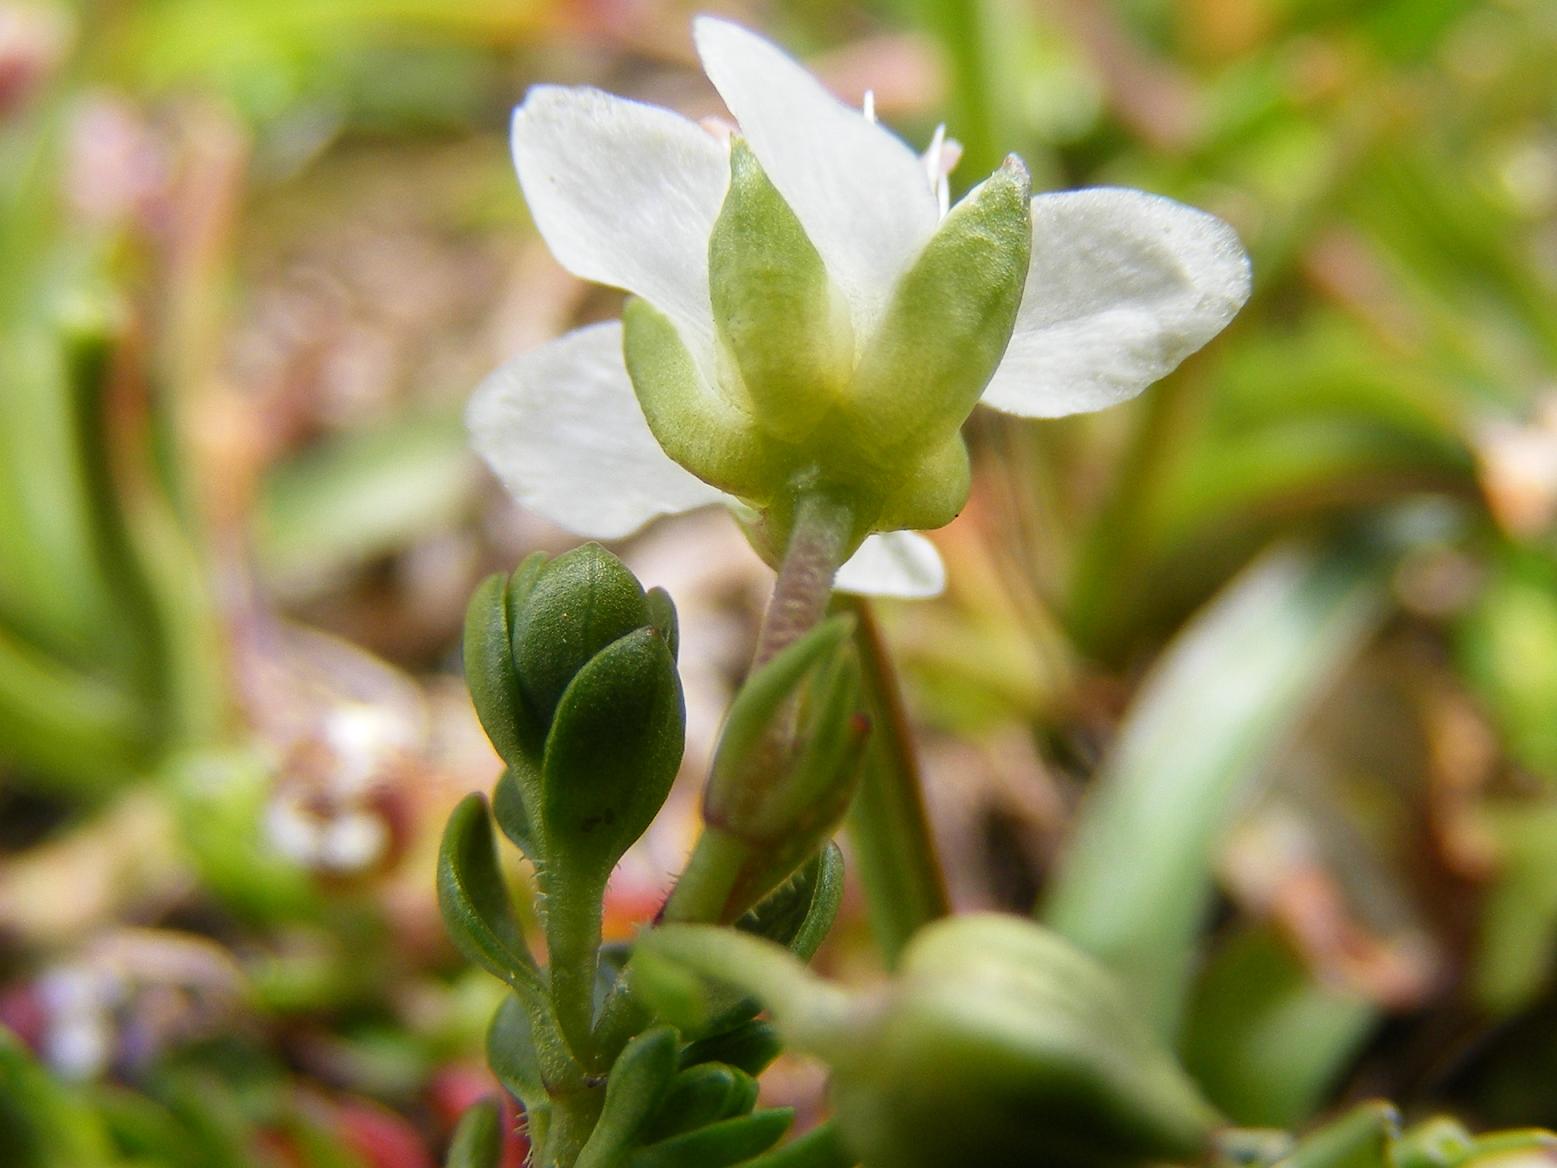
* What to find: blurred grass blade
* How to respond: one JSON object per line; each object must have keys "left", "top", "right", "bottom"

{"left": 0, "top": 1029, "right": 117, "bottom": 1168}
{"left": 1041, "top": 535, "right": 1392, "bottom": 1037}
{"left": 1180, "top": 926, "right": 1376, "bottom": 1128}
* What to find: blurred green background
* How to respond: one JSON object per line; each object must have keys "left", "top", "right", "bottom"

{"left": 3, "top": 0, "right": 1557, "bottom": 1163}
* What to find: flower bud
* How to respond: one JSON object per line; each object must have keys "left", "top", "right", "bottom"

{"left": 510, "top": 543, "right": 663, "bottom": 726}
{"left": 700, "top": 617, "right": 868, "bottom": 916}
{"left": 462, "top": 544, "right": 684, "bottom": 873}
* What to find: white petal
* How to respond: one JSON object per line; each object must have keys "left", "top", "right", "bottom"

{"left": 693, "top": 17, "right": 940, "bottom": 337}
{"left": 835, "top": 532, "right": 946, "bottom": 598}
{"left": 510, "top": 86, "right": 729, "bottom": 353}
{"left": 468, "top": 322, "right": 727, "bottom": 540}
{"left": 980, "top": 188, "right": 1252, "bottom": 418}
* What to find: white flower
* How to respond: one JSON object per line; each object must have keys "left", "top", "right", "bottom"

{"left": 469, "top": 17, "right": 1251, "bottom": 598}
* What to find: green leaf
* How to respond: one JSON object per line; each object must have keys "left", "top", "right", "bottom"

{"left": 640, "top": 1063, "right": 759, "bottom": 1144}
{"left": 541, "top": 626, "right": 684, "bottom": 883}
{"left": 1180, "top": 926, "right": 1376, "bottom": 1127}
{"left": 824, "top": 913, "right": 1220, "bottom": 1168}
{"left": 492, "top": 767, "right": 541, "bottom": 861}
{"left": 1470, "top": 799, "right": 1557, "bottom": 1012}
{"left": 0, "top": 1029, "right": 117, "bottom": 1168}
{"left": 646, "top": 586, "right": 680, "bottom": 661}
{"left": 575, "top": 1026, "right": 680, "bottom": 1168}
{"left": 464, "top": 570, "right": 534, "bottom": 771}
{"left": 728, "top": 1121, "right": 857, "bottom": 1168}
{"left": 625, "top": 1110, "right": 794, "bottom": 1168}
{"left": 737, "top": 843, "right": 845, "bottom": 961}
{"left": 258, "top": 408, "right": 473, "bottom": 595}
{"left": 1457, "top": 548, "right": 1557, "bottom": 782}
{"left": 1041, "top": 537, "right": 1391, "bottom": 1037}
{"left": 679, "top": 1020, "right": 783, "bottom": 1078}
{"left": 1391, "top": 1117, "right": 1475, "bottom": 1168}
{"left": 445, "top": 1099, "right": 503, "bottom": 1168}
{"left": 437, "top": 793, "right": 542, "bottom": 996}
{"left": 488, "top": 994, "right": 546, "bottom": 1111}
{"left": 1276, "top": 1103, "right": 1398, "bottom": 1168}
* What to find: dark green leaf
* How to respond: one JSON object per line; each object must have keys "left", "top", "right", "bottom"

{"left": 625, "top": 1109, "right": 794, "bottom": 1168}
{"left": 640, "top": 1063, "right": 759, "bottom": 1144}
{"left": 445, "top": 1099, "right": 502, "bottom": 1168}
{"left": 575, "top": 1026, "right": 680, "bottom": 1168}
{"left": 542, "top": 626, "right": 683, "bottom": 882}
{"left": 1275, "top": 1103, "right": 1398, "bottom": 1168}
{"left": 437, "top": 793, "right": 541, "bottom": 995}
{"left": 679, "top": 1020, "right": 783, "bottom": 1077}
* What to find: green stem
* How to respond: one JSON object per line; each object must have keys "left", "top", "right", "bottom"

{"left": 752, "top": 491, "right": 855, "bottom": 668}
{"left": 842, "top": 598, "right": 949, "bottom": 967}
{"left": 662, "top": 489, "right": 855, "bottom": 924}
{"left": 544, "top": 866, "right": 607, "bottom": 1069}
{"left": 592, "top": 492, "right": 856, "bottom": 1061}
{"left": 540, "top": 1086, "right": 608, "bottom": 1168}
{"left": 659, "top": 825, "right": 752, "bottom": 925}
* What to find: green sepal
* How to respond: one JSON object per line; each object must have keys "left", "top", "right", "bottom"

{"left": 511, "top": 543, "right": 653, "bottom": 726}
{"left": 847, "top": 156, "right": 1032, "bottom": 471}
{"left": 492, "top": 767, "right": 540, "bottom": 862}
{"left": 679, "top": 1019, "right": 783, "bottom": 1078}
{"left": 639, "top": 1063, "right": 760, "bottom": 1144}
{"left": 487, "top": 993, "right": 547, "bottom": 1113}
{"left": 624, "top": 297, "right": 779, "bottom": 503}
{"left": 624, "top": 1109, "right": 794, "bottom": 1168}
{"left": 541, "top": 626, "right": 684, "bottom": 885}
{"left": 575, "top": 1026, "right": 681, "bottom": 1168}
{"left": 873, "top": 430, "right": 972, "bottom": 534}
{"left": 436, "top": 794, "right": 542, "bottom": 996}
{"left": 1277, "top": 1103, "right": 1399, "bottom": 1168}
{"left": 444, "top": 1099, "right": 502, "bottom": 1168}
{"left": 709, "top": 137, "right": 851, "bottom": 443}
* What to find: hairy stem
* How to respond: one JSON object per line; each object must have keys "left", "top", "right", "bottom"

{"left": 544, "top": 865, "right": 607, "bottom": 1070}
{"left": 752, "top": 491, "right": 855, "bottom": 668}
